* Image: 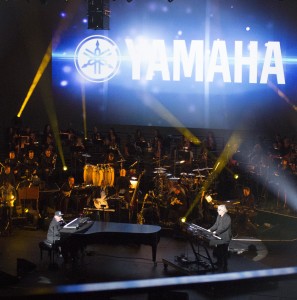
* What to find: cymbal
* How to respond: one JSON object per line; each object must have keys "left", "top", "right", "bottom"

{"left": 195, "top": 175, "right": 205, "bottom": 178}
{"left": 180, "top": 172, "right": 187, "bottom": 176}
{"left": 155, "top": 167, "right": 166, "bottom": 171}
{"left": 193, "top": 167, "right": 212, "bottom": 172}
{"left": 82, "top": 153, "right": 91, "bottom": 157}
{"left": 117, "top": 159, "right": 126, "bottom": 162}
{"left": 169, "top": 177, "right": 180, "bottom": 180}
{"left": 153, "top": 170, "right": 165, "bottom": 174}
{"left": 188, "top": 173, "right": 195, "bottom": 176}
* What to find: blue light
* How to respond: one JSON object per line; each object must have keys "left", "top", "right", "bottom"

{"left": 60, "top": 80, "right": 68, "bottom": 87}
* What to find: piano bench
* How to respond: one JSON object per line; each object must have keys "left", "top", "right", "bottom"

{"left": 39, "top": 241, "right": 58, "bottom": 261}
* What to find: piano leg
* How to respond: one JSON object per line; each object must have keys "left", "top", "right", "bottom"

{"left": 151, "top": 232, "right": 160, "bottom": 265}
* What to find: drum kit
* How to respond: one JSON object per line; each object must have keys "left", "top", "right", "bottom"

{"left": 151, "top": 164, "right": 214, "bottom": 197}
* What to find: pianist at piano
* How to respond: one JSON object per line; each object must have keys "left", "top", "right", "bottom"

{"left": 208, "top": 204, "right": 232, "bottom": 272}
{"left": 45, "top": 210, "right": 66, "bottom": 256}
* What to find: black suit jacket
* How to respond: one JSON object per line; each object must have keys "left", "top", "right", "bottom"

{"left": 210, "top": 213, "right": 232, "bottom": 244}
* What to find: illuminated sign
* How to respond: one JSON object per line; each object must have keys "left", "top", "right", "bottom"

{"left": 74, "top": 35, "right": 121, "bottom": 83}
{"left": 75, "top": 36, "right": 285, "bottom": 84}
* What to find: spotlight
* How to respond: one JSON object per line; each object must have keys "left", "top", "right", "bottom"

{"left": 180, "top": 217, "right": 186, "bottom": 223}
{"left": 63, "top": 166, "right": 68, "bottom": 171}
{"left": 234, "top": 174, "right": 239, "bottom": 180}
{"left": 88, "top": 0, "right": 110, "bottom": 30}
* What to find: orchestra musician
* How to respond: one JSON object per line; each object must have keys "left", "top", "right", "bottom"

{"left": 40, "top": 148, "right": 57, "bottom": 184}
{"left": 22, "top": 149, "right": 39, "bottom": 179}
{"left": 5, "top": 150, "right": 21, "bottom": 181}
{"left": 166, "top": 184, "right": 187, "bottom": 224}
{"left": 152, "top": 129, "right": 163, "bottom": 160}
{"left": 240, "top": 186, "right": 255, "bottom": 208}
{"left": 0, "top": 179, "right": 17, "bottom": 218}
{"left": 208, "top": 204, "right": 232, "bottom": 272}
{"left": 115, "top": 169, "right": 131, "bottom": 206}
{"left": 237, "top": 186, "right": 258, "bottom": 235}
{"left": 59, "top": 176, "right": 75, "bottom": 214}
{"left": 0, "top": 164, "right": 16, "bottom": 187}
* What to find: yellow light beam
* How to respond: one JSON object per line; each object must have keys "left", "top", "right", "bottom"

{"left": 142, "top": 93, "right": 200, "bottom": 145}
{"left": 17, "top": 1, "right": 83, "bottom": 117}
{"left": 17, "top": 42, "right": 52, "bottom": 117}
{"left": 185, "top": 133, "right": 242, "bottom": 219}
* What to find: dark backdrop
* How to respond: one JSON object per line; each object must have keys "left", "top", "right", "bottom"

{"left": 0, "top": 0, "right": 297, "bottom": 151}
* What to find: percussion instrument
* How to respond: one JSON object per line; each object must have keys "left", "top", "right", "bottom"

{"left": 84, "top": 164, "right": 114, "bottom": 187}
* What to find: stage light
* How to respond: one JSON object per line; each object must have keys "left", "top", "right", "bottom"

{"left": 205, "top": 195, "right": 213, "bottom": 203}
{"left": 88, "top": 0, "right": 110, "bottom": 30}
{"left": 180, "top": 217, "right": 186, "bottom": 223}
{"left": 234, "top": 174, "right": 239, "bottom": 180}
{"left": 63, "top": 166, "right": 68, "bottom": 171}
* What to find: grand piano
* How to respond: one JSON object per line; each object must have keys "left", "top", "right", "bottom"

{"left": 60, "top": 218, "right": 161, "bottom": 263}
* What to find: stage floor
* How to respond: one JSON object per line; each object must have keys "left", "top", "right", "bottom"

{"left": 1, "top": 215, "right": 297, "bottom": 299}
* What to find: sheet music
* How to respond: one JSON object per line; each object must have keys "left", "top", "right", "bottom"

{"left": 63, "top": 217, "right": 79, "bottom": 229}
{"left": 63, "top": 217, "right": 90, "bottom": 229}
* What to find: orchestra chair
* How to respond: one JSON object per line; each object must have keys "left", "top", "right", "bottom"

{"left": 17, "top": 186, "right": 40, "bottom": 215}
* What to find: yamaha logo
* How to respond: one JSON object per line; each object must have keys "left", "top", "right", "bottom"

{"left": 74, "top": 35, "right": 121, "bottom": 83}
{"left": 74, "top": 36, "right": 285, "bottom": 85}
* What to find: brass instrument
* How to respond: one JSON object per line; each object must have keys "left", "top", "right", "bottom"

{"left": 130, "top": 170, "right": 145, "bottom": 223}
{"left": 62, "top": 190, "right": 72, "bottom": 198}
{"left": 170, "top": 197, "right": 183, "bottom": 206}
{"left": 137, "top": 193, "right": 148, "bottom": 224}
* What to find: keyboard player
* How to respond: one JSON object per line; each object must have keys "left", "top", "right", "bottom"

{"left": 208, "top": 204, "right": 232, "bottom": 272}
{"left": 45, "top": 211, "right": 66, "bottom": 257}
